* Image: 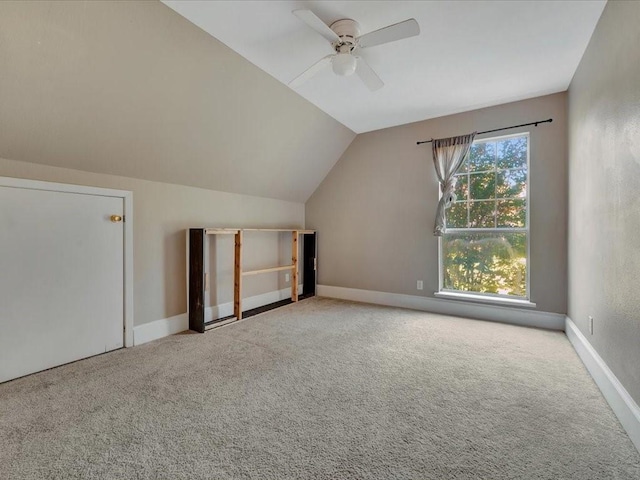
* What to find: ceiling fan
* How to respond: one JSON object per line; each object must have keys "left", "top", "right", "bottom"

{"left": 289, "top": 10, "right": 420, "bottom": 91}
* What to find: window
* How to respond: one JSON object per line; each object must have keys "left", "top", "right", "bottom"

{"left": 439, "top": 133, "right": 529, "bottom": 299}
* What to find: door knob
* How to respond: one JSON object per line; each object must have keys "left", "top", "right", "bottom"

{"left": 110, "top": 215, "right": 123, "bottom": 223}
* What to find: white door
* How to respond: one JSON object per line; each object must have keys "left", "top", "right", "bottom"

{"left": 0, "top": 185, "right": 125, "bottom": 383}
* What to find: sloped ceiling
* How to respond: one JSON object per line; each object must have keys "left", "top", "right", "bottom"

{"left": 163, "top": 0, "right": 606, "bottom": 134}
{"left": 0, "top": 1, "right": 355, "bottom": 202}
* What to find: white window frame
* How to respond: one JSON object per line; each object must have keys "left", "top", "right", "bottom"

{"left": 437, "top": 132, "right": 532, "bottom": 306}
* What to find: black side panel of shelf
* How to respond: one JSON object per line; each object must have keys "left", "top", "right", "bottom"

{"left": 303, "top": 232, "right": 317, "bottom": 297}
{"left": 189, "top": 229, "right": 205, "bottom": 333}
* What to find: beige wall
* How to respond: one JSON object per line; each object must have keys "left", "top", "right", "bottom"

{"left": 0, "top": 158, "right": 304, "bottom": 326}
{"left": 0, "top": 1, "right": 355, "bottom": 203}
{"left": 568, "top": 0, "right": 640, "bottom": 403}
{"left": 0, "top": 0, "right": 328, "bottom": 329}
{"left": 306, "top": 93, "right": 567, "bottom": 314}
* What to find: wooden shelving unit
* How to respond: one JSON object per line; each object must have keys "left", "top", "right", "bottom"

{"left": 188, "top": 228, "right": 316, "bottom": 333}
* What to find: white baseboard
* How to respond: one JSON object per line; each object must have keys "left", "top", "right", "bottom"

{"left": 565, "top": 317, "right": 640, "bottom": 453}
{"left": 317, "top": 285, "right": 564, "bottom": 330}
{"left": 133, "top": 285, "right": 303, "bottom": 346}
{"left": 133, "top": 312, "right": 188, "bottom": 346}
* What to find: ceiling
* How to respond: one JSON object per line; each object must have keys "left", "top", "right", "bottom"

{"left": 162, "top": 0, "right": 606, "bottom": 133}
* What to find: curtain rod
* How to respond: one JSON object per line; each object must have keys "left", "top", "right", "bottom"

{"left": 416, "top": 118, "right": 553, "bottom": 145}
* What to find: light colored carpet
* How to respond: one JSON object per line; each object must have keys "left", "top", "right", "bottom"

{"left": 1, "top": 297, "right": 638, "bottom": 479}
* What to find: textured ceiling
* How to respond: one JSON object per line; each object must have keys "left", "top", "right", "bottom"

{"left": 163, "top": 0, "right": 606, "bottom": 133}
{"left": 0, "top": 1, "right": 355, "bottom": 203}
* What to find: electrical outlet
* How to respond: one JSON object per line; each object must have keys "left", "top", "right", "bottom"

{"left": 417, "top": 280, "right": 423, "bottom": 290}
{"left": 285, "top": 273, "right": 290, "bottom": 283}
{"left": 589, "top": 316, "right": 594, "bottom": 335}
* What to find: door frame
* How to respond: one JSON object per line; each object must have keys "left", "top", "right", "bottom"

{"left": 0, "top": 176, "right": 134, "bottom": 347}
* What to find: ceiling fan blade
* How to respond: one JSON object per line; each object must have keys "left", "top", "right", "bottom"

{"left": 355, "top": 57, "right": 384, "bottom": 91}
{"left": 289, "top": 55, "right": 333, "bottom": 88}
{"left": 293, "top": 10, "right": 340, "bottom": 43}
{"left": 357, "top": 18, "right": 420, "bottom": 48}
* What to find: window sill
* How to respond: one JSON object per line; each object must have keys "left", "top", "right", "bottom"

{"left": 434, "top": 291, "right": 537, "bottom": 308}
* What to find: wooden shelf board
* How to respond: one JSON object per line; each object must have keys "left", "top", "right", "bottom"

{"left": 242, "top": 265, "right": 294, "bottom": 276}
{"left": 205, "top": 228, "right": 240, "bottom": 235}
{"left": 203, "top": 228, "right": 315, "bottom": 235}
{"left": 242, "top": 298, "right": 294, "bottom": 319}
{"left": 242, "top": 228, "right": 297, "bottom": 232}
{"left": 203, "top": 298, "right": 308, "bottom": 331}
{"left": 204, "top": 315, "right": 237, "bottom": 330}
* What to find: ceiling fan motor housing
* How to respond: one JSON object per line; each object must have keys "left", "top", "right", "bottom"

{"left": 330, "top": 19, "right": 361, "bottom": 53}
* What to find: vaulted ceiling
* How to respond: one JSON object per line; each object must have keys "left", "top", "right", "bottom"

{"left": 0, "top": 1, "right": 355, "bottom": 203}
{"left": 163, "top": 0, "right": 606, "bottom": 133}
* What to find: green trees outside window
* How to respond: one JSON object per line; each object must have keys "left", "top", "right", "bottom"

{"left": 441, "top": 134, "right": 529, "bottom": 297}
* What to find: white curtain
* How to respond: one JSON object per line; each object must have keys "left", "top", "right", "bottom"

{"left": 432, "top": 132, "right": 476, "bottom": 236}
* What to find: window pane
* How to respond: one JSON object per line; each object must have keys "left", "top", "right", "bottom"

{"left": 446, "top": 202, "right": 468, "bottom": 228}
{"left": 469, "top": 142, "right": 496, "bottom": 172}
{"left": 497, "top": 168, "right": 527, "bottom": 198}
{"left": 453, "top": 174, "right": 468, "bottom": 201}
{"left": 442, "top": 232, "right": 527, "bottom": 297}
{"left": 497, "top": 137, "right": 527, "bottom": 169}
{"left": 456, "top": 157, "right": 468, "bottom": 173}
{"left": 469, "top": 172, "right": 496, "bottom": 200}
{"left": 497, "top": 199, "right": 526, "bottom": 227}
{"left": 469, "top": 200, "right": 495, "bottom": 228}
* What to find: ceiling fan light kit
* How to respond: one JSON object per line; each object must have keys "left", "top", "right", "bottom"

{"left": 290, "top": 9, "right": 420, "bottom": 91}
{"left": 332, "top": 54, "right": 357, "bottom": 76}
